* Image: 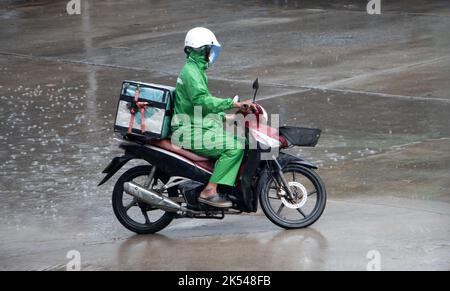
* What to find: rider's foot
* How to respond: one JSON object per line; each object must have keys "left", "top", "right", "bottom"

{"left": 198, "top": 194, "right": 232, "bottom": 208}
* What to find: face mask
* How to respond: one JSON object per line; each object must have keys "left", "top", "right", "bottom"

{"left": 208, "top": 45, "right": 222, "bottom": 65}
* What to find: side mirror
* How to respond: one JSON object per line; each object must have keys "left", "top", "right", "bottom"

{"left": 252, "top": 78, "right": 259, "bottom": 91}
{"left": 252, "top": 78, "right": 259, "bottom": 103}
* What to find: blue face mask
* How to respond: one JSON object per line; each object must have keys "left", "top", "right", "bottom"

{"left": 208, "top": 45, "right": 222, "bottom": 65}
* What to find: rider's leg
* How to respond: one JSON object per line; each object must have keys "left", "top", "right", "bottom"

{"left": 208, "top": 146, "right": 244, "bottom": 186}
{"left": 193, "top": 132, "right": 245, "bottom": 198}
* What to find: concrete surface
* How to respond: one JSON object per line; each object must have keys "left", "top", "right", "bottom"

{"left": 0, "top": 0, "right": 449, "bottom": 270}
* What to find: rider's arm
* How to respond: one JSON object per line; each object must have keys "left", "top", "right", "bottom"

{"left": 184, "top": 70, "right": 234, "bottom": 114}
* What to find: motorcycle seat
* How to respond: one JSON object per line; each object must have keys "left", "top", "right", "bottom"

{"left": 149, "top": 139, "right": 212, "bottom": 162}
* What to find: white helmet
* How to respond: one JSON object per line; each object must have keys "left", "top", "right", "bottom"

{"left": 184, "top": 27, "right": 222, "bottom": 65}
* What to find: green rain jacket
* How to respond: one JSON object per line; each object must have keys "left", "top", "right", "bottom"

{"left": 171, "top": 50, "right": 234, "bottom": 148}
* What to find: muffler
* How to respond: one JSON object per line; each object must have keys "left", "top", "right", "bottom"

{"left": 123, "top": 182, "right": 189, "bottom": 213}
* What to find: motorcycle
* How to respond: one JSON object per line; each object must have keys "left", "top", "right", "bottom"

{"left": 99, "top": 79, "right": 326, "bottom": 234}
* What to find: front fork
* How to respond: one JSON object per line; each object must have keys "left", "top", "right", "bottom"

{"left": 270, "top": 156, "right": 295, "bottom": 201}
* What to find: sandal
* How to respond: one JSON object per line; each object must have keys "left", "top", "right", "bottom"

{"left": 198, "top": 194, "right": 232, "bottom": 208}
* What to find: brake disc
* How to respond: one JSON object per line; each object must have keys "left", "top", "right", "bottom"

{"left": 279, "top": 181, "right": 308, "bottom": 209}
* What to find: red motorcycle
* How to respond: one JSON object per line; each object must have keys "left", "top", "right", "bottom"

{"left": 99, "top": 79, "right": 326, "bottom": 234}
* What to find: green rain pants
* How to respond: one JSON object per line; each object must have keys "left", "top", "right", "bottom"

{"left": 190, "top": 131, "right": 244, "bottom": 186}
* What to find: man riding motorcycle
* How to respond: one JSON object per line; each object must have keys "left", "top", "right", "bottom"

{"left": 171, "top": 27, "right": 255, "bottom": 208}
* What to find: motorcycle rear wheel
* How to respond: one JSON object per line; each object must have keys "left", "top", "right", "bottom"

{"left": 112, "top": 165, "right": 177, "bottom": 234}
{"left": 260, "top": 164, "right": 326, "bottom": 229}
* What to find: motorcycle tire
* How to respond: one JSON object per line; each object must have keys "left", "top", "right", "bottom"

{"left": 260, "top": 163, "right": 326, "bottom": 229}
{"left": 112, "top": 165, "right": 177, "bottom": 234}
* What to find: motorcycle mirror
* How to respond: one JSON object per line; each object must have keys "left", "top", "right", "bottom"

{"left": 252, "top": 78, "right": 259, "bottom": 91}
{"left": 252, "top": 78, "right": 259, "bottom": 103}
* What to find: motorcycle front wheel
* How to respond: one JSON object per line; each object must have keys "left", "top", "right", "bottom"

{"left": 260, "top": 163, "right": 326, "bottom": 229}
{"left": 112, "top": 165, "right": 177, "bottom": 234}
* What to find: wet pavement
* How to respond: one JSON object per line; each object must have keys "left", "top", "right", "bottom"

{"left": 0, "top": 0, "right": 449, "bottom": 270}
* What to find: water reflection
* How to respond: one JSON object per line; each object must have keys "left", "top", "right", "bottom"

{"left": 115, "top": 228, "right": 328, "bottom": 270}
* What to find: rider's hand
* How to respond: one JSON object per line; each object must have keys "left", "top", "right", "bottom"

{"left": 234, "top": 100, "right": 257, "bottom": 112}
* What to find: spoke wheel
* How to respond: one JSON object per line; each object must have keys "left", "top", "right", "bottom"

{"left": 260, "top": 164, "right": 326, "bottom": 229}
{"left": 112, "top": 166, "right": 177, "bottom": 234}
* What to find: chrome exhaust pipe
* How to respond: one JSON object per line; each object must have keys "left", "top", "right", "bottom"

{"left": 123, "top": 182, "right": 189, "bottom": 213}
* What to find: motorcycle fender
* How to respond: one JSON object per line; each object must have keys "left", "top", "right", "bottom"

{"left": 276, "top": 152, "right": 318, "bottom": 169}
{"left": 98, "top": 155, "right": 133, "bottom": 186}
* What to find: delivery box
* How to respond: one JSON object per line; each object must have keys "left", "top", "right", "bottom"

{"left": 114, "top": 80, "right": 174, "bottom": 140}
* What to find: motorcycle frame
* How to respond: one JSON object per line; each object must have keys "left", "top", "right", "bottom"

{"left": 99, "top": 141, "right": 317, "bottom": 215}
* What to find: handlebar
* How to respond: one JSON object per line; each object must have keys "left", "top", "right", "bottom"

{"left": 239, "top": 103, "right": 258, "bottom": 114}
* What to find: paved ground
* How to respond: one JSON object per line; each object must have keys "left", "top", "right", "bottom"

{"left": 0, "top": 0, "right": 449, "bottom": 270}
